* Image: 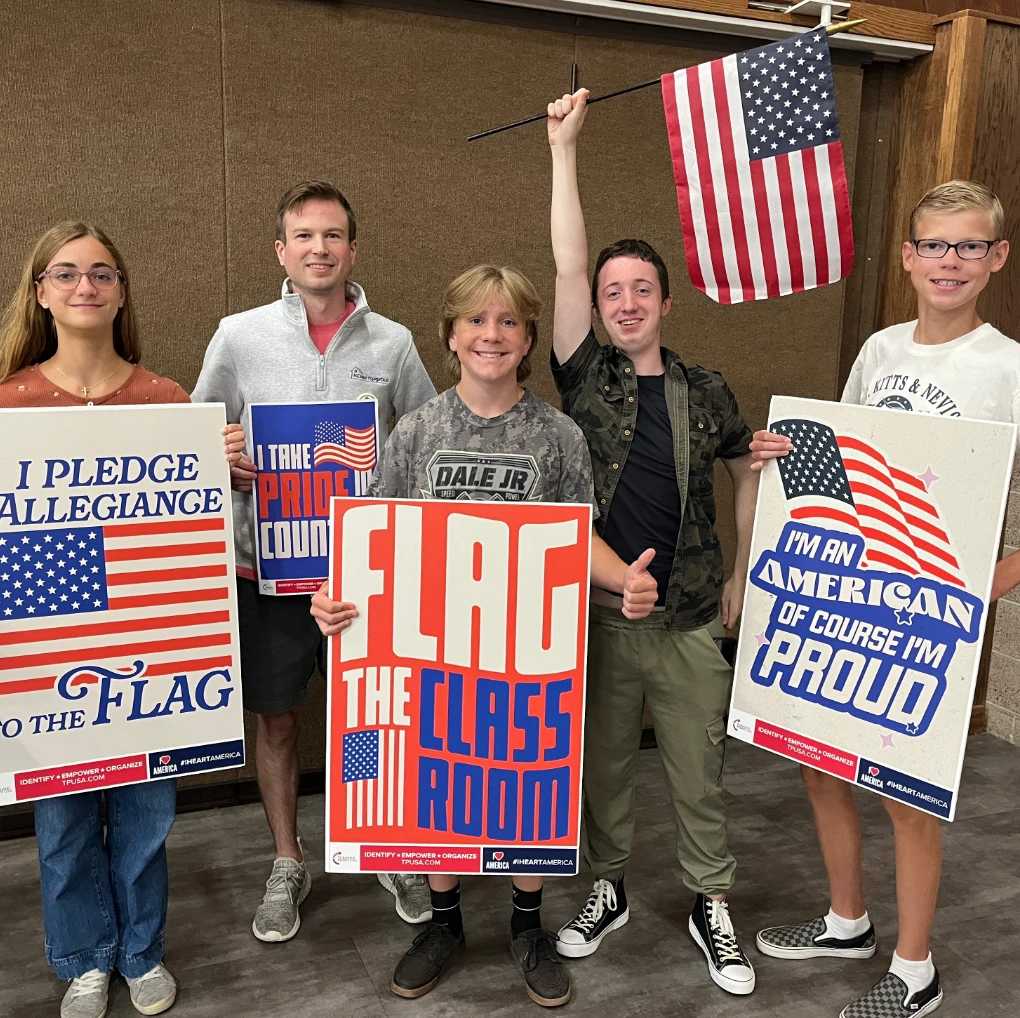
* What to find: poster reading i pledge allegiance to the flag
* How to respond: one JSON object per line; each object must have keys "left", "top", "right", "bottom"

{"left": 728, "top": 397, "right": 1016, "bottom": 820}
{"left": 249, "top": 400, "right": 379, "bottom": 594}
{"left": 0, "top": 404, "right": 245, "bottom": 804}
{"left": 325, "top": 498, "right": 591, "bottom": 875}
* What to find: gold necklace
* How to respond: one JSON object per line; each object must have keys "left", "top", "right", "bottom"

{"left": 52, "top": 363, "right": 123, "bottom": 398}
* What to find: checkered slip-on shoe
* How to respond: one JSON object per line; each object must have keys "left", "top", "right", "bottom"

{"left": 756, "top": 916, "right": 877, "bottom": 960}
{"left": 839, "top": 971, "right": 942, "bottom": 1017}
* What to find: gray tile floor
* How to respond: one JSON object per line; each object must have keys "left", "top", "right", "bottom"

{"left": 4, "top": 735, "right": 1019, "bottom": 1018}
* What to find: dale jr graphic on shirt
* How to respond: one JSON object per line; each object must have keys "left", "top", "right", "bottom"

{"left": 422, "top": 451, "right": 540, "bottom": 502}
{"left": 728, "top": 397, "right": 1016, "bottom": 822}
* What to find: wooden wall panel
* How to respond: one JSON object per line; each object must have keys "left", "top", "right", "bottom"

{"left": 878, "top": 20, "right": 950, "bottom": 326}
{"left": 838, "top": 61, "right": 900, "bottom": 385}
{"left": 972, "top": 20, "right": 1020, "bottom": 337}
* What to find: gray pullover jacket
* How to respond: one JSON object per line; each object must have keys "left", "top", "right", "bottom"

{"left": 192, "top": 279, "right": 436, "bottom": 577}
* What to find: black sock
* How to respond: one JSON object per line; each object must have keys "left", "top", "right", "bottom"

{"left": 511, "top": 885, "right": 543, "bottom": 938}
{"left": 612, "top": 873, "right": 627, "bottom": 911}
{"left": 430, "top": 883, "right": 463, "bottom": 938}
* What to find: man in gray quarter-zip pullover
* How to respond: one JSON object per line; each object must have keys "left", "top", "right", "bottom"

{"left": 192, "top": 181, "right": 435, "bottom": 944}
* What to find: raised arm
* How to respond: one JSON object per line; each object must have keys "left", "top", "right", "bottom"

{"left": 549, "top": 88, "right": 593, "bottom": 366}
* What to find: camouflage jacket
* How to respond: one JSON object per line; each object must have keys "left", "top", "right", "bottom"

{"left": 552, "top": 329, "right": 752, "bottom": 630}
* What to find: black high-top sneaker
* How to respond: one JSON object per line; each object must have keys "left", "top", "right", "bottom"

{"left": 689, "top": 894, "right": 755, "bottom": 995}
{"left": 555, "top": 877, "right": 629, "bottom": 958}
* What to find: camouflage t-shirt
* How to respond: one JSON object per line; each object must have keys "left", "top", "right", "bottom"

{"left": 369, "top": 387, "right": 598, "bottom": 514}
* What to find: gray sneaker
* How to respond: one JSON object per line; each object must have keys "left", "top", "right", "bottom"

{"left": 252, "top": 856, "right": 311, "bottom": 942}
{"left": 125, "top": 963, "right": 177, "bottom": 1015}
{"left": 60, "top": 969, "right": 110, "bottom": 1018}
{"left": 378, "top": 873, "right": 433, "bottom": 924}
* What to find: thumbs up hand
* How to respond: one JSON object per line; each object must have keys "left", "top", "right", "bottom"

{"left": 622, "top": 548, "right": 658, "bottom": 619}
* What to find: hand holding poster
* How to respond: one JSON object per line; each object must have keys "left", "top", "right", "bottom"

{"left": 728, "top": 397, "right": 1016, "bottom": 820}
{"left": 325, "top": 498, "right": 591, "bottom": 875}
{"left": 249, "top": 400, "right": 379, "bottom": 594}
{"left": 0, "top": 404, "right": 244, "bottom": 803}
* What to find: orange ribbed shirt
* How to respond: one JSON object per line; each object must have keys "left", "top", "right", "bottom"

{"left": 0, "top": 364, "right": 190, "bottom": 407}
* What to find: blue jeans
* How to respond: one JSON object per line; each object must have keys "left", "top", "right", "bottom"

{"left": 34, "top": 779, "right": 177, "bottom": 979}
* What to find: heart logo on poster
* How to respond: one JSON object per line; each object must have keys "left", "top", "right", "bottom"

{"left": 159, "top": 755, "right": 171, "bottom": 765}
{"left": 493, "top": 852, "right": 504, "bottom": 861}
{"left": 868, "top": 767, "right": 880, "bottom": 777}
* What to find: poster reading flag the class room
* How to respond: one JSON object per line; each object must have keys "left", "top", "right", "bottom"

{"left": 249, "top": 400, "right": 379, "bottom": 594}
{"left": 325, "top": 498, "right": 591, "bottom": 875}
{"left": 0, "top": 404, "right": 245, "bottom": 804}
{"left": 729, "top": 397, "right": 1015, "bottom": 820}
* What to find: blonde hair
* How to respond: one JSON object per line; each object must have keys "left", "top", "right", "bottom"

{"left": 440, "top": 265, "right": 542, "bottom": 383}
{"left": 910, "top": 180, "right": 1004, "bottom": 239}
{"left": 0, "top": 222, "right": 140, "bottom": 383}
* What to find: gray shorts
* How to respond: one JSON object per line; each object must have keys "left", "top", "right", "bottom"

{"left": 237, "top": 578, "right": 325, "bottom": 714}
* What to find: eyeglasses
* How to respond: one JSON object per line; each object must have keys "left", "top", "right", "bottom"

{"left": 911, "top": 239, "right": 999, "bottom": 260}
{"left": 36, "top": 267, "right": 123, "bottom": 289}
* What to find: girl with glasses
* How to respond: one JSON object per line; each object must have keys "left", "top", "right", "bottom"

{"left": 0, "top": 222, "right": 242, "bottom": 1018}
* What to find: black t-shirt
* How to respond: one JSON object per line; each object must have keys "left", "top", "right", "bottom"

{"left": 601, "top": 374, "right": 680, "bottom": 605}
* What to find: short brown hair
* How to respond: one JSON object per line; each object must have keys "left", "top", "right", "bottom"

{"left": 439, "top": 265, "right": 542, "bottom": 383}
{"left": 910, "top": 180, "right": 1004, "bottom": 239}
{"left": 0, "top": 222, "right": 140, "bottom": 383}
{"left": 592, "top": 238, "right": 670, "bottom": 308}
{"left": 276, "top": 180, "right": 357, "bottom": 242}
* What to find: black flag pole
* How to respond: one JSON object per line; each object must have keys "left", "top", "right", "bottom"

{"left": 467, "top": 19, "right": 866, "bottom": 143}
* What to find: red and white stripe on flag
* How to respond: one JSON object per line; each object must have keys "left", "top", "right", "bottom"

{"left": 661, "top": 31, "right": 854, "bottom": 304}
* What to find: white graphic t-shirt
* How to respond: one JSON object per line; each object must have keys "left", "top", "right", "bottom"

{"left": 842, "top": 321, "right": 1020, "bottom": 441}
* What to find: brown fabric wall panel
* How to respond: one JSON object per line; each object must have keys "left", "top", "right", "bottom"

{"left": 0, "top": 1, "right": 225, "bottom": 391}
{"left": 972, "top": 22, "right": 1020, "bottom": 340}
{"left": 221, "top": 0, "right": 575, "bottom": 409}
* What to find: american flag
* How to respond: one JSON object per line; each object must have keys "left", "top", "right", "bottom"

{"left": 342, "top": 727, "right": 405, "bottom": 829}
{"left": 313, "top": 420, "right": 377, "bottom": 496}
{"left": 771, "top": 419, "right": 965, "bottom": 588}
{"left": 661, "top": 32, "right": 854, "bottom": 304}
{"left": 0, "top": 520, "right": 233, "bottom": 697}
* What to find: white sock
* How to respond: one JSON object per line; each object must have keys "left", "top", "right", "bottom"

{"left": 889, "top": 951, "right": 935, "bottom": 995}
{"left": 823, "top": 908, "right": 870, "bottom": 940}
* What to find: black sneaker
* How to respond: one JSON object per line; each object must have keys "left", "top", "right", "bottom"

{"left": 688, "top": 894, "right": 755, "bottom": 995}
{"left": 511, "top": 928, "right": 572, "bottom": 1007}
{"left": 840, "top": 970, "right": 942, "bottom": 1017}
{"left": 556, "top": 878, "right": 629, "bottom": 958}
{"left": 391, "top": 922, "right": 465, "bottom": 998}
{"left": 756, "top": 915, "right": 877, "bottom": 960}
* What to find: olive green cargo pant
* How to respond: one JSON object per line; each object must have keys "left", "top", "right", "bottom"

{"left": 582, "top": 604, "right": 736, "bottom": 895}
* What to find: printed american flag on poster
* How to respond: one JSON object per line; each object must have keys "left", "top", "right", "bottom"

{"left": 0, "top": 520, "right": 233, "bottom": 696}
{"left": 770, "top": 419, "right": 966, "bottom": 588}
{"left": 313, "top": 420, "right": 377, "bottom": 497}
{"left": 661, "top": 31, "right": 854, "bottom": 304}
{"left": 342, "top": 727, "right": 406, "bottom": 829}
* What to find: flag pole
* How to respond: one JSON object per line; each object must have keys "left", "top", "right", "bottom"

{"left": 466, "top": 19, "right": 867, "bottom": 143}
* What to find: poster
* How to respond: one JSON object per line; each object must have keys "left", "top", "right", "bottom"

{"left": 325, "top": 498, "right": 591, "bottom": 875}
{"left": 0, "top": 404, "right": 245, "bottom": 804}
{"left": 249, "top": 400, "right": 379, "bottom": 594}
{"left": 728, "top": 397, "right": 1016, "bottom": 820}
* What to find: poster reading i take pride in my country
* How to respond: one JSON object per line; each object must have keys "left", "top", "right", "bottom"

{"left": 728, "top": 397, "right": 1016, "bottom": 820}
{"left": 325, "top": 498, "right": 591, "bottom": 875}
{"left": 0, "top": 404, "right": 245, "bottom": 804}
{"left": 249, "top": 400, "right": 379, "bottom": 594}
